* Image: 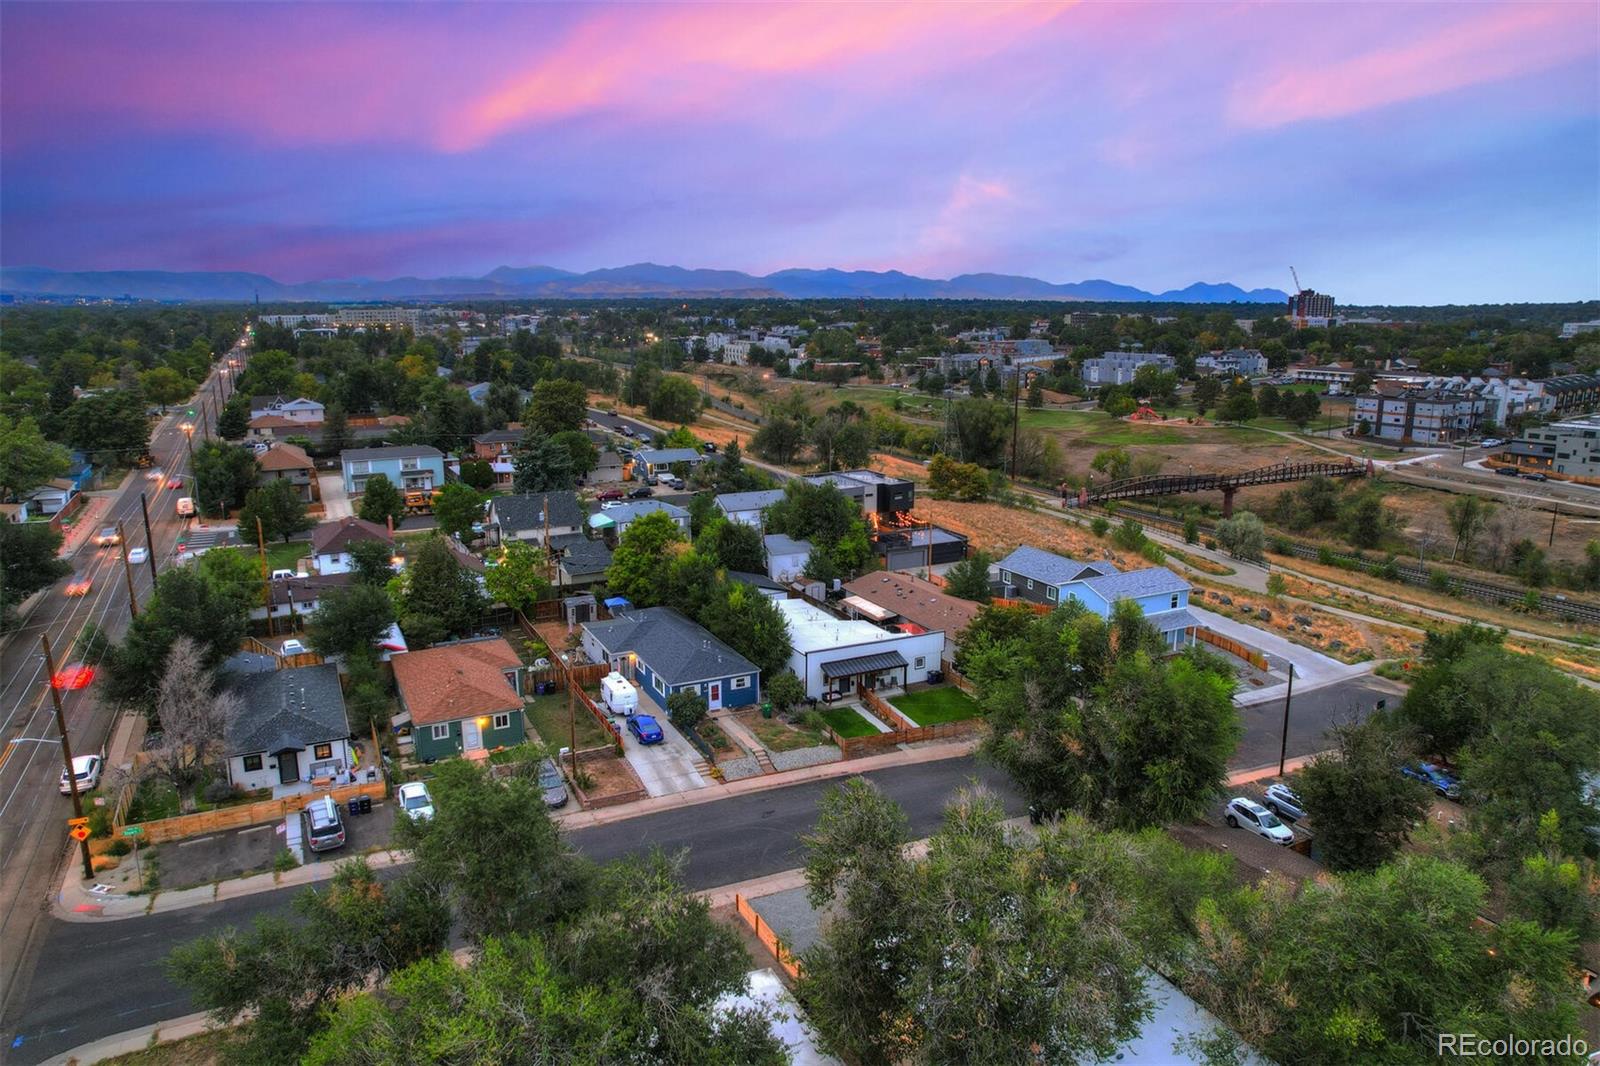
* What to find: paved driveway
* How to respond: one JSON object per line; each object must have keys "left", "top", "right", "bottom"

{"left": 1190, "top": 605, "right": 1368, "bottom": 697}
{"left": 618, "top": 707, "right": 707, "bottom": 797}
{"left": 318, "top": 472, "right": 352, "bottom": 519}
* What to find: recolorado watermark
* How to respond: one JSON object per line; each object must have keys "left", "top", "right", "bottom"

{"left": 1437, "top": 1032, "right": 1589, "bottom": 1058}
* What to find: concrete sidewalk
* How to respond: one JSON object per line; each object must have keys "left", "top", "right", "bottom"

{"left": 53, "top": 737, "right": 981, "bottom": 921}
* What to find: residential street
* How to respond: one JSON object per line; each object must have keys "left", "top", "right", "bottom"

{"left": 0, "top": 345, "right": 246, "bottom": 1035}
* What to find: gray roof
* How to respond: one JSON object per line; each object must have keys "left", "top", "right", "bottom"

{"left": 269, "top": 571, "right": 352, "bottom": 607}
{"left": 997, "top": 545, "right": 1114, "bottom": 586}
{"left": 1143, "top": 607, "right": 1201, "bottom": 633}
{"left": 764, "top": 533, "right": 812, "bottom": 557}
{"left": 727, "top": 570, "right": 786, "bottom": 592}
{"left": 820, "top": 650, "right": 907, "bottom": 679}
{"left": 605, "top": 499, "right": 688, "bottom": 525}
{"left": 473, "top": 429, "right": 522, "bottom": 445}
{"left": 551, "top": 533, "right": 612, "bottom": 576}
{"left": 490, "top": 491, "right": 585, "bottom": 532}
{"left": 1078, "top": 567, "right": 1191, "bottom": 601}
{"left": 226, "top": 664, "right": 350, "bottom": 756}
{"left": 583, "top": 606, "right": 759, "bottom": 685}
{"left": 715, "top": 489, "right": 785, "bottom": 514}
{"left": 341, "top": 444, "right": 444, "bottom": 462}
{"left": 634, "top": 447, "right": 703, "bottom": 464}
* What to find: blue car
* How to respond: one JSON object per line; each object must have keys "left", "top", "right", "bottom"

{"left": 1402, "top": 761, "right": 1461, "bottom": 799}
{"left": 629, "top": 714, "right": 665, "bottom": 745}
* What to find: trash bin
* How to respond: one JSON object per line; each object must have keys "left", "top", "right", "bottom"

{"left": 761, "top": 702, "right": 773, "bottom": 719}
{"left": 359, "top": 795, "right": 373, "bottom": 814}
{"left": 348, "top": 799, "right": 362, "bottom": 817}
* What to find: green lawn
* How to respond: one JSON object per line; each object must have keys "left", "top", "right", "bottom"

{"left": 524, "top": 692, "right": 612, "bottom": 750}
{"left": 892, "top": 687, "right": 981, "bottom": 726}
{"left": 820, "top": 705, "right": 879, "bottom": 738}
{"left": 219, "top": 542, "right": 309, "bottom": 573}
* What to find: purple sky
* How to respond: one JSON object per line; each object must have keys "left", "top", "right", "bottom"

{"left": 2, "top": 1, "right": 1596, "bottom": 303}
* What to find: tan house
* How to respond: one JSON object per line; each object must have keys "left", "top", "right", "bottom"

{"left": 256, "top": 442, "right": 319, "bottom": 503}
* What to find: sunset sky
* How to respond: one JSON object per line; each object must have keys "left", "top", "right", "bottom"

{"left": 2, "top": 1, "right": 1596, "bottom": 303}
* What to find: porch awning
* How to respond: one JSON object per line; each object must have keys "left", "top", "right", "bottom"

{"left": 1144, "top": 608, "right": 1201, "bottom": 633}
{"left": 821, "top": 650, "right": 908, "bottom": 679}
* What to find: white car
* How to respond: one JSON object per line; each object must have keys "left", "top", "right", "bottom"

{"left": 59, "top": 755, "right": 102, "bottom": 795}
{"left": 1480, "top": 438, "right": 1505, "bottom": 449}
{"left": 280, "top": 639, "right": 307, "bottom": 656}
{"left": 145, "top": 468, "right": 165, "bottom": 482}
{"left": 397, "top": 781, "right": 435, "bottom": 822}
{"left": 127, "top": 547, "right": 149, "bottom": 565}
{"left": 1225, "top": 797, "right": 1294, "bottom": 846}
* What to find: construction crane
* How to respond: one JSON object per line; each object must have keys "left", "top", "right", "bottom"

{"left": 1289, "top": 266, "right": 1303, "bottom": 294}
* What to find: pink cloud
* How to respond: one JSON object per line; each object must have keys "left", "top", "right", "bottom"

{"left": 445, "top": 2, "right": 1072, "bottom": 150}
{"left": 1229, "top": 2, "right": 1598, "bottom": 128}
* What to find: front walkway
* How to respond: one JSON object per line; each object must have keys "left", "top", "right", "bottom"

{"left": 317, "top": 472, "right": 352, "bottom": 519}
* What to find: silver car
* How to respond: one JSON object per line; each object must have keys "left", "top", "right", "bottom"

{"left": 1262, "top": 783, "right": 1306, "bottom": 822}
{"left": 537, "top": 758, "right": 569, "bottom": 809}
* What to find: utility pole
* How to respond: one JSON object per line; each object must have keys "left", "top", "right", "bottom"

{"left": 257, "top": 517, "right": 273, "bottom": 638}
{"left": 1277, "top": 663, "right": 1295, "bottom": 778}
{"left": 116, "top": 521, "right": 138, "bottom": 618}
{"left": 41, "top": 634, "right": 95, "bottom": 882}
{"left": 139, "top": 492, "right": 159, "bottom": 587}
{"left": 1550, "top": 502, "right": 1559, "bottom": 548}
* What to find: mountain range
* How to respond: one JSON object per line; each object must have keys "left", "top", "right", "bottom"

{"left": 0, "top": 263, "right": 1289, "bottom": 304}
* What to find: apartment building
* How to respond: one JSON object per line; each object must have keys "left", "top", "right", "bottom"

{"left": 1497, "top": 415, "right": 1600, "bottom": 480}
{"left": 1079, "top": 351, "right": 1176, "bottom": 388}
{"left": 1351, "top": 388, "right": 1486, "bottom": 444}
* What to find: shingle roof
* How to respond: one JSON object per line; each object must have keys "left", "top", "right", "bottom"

{"left": 605, "top": 499, "right": 688, "bottom": 526}
{"left": 248, "top": 414, "right": 300, "bottom": 429}
{"left": 996, "top": 545, "right": 1112, "bottom": 586}
{"left": 583, "top": 606, "right": 758, "bottom": 685}
{"left": 764, "top": 533, "right": 812, "bottom": 557}
{"left": 1143, "top": 607, "right": 1201, "bottom": 633}
{"left": 1077, "top": 567, "right": 1190, "bottom": 601}
{"left": 473, "top": 430, "right": 522, "bottom": 445}
{"left": 551, "top": 533, "right": 612, "bottom": 576}
{"left": 340, "top": 444, "right": 444, "bottom": 462}
{"left": 635, "top": 447, "right": 703, "bottom": 464}
{"left": 843, "top": 572, "right": 979, "bottom": 636}
{"left": 715, "top": 489, "right": 785, "bottom": 514}
{"left": 226, "top": 664, "right": 351, "bottom": 756}
{"left": 311, "top": 517, "right": 392, "bottom": 555}
{"left": 391, "top": 638, "right": 522, "bottom": 726}
{"left": 269, "top": 571, "right": 351, "bottom": 607}
{"left": 490, "top": 491, "right": 585, "bottom": 533}
{"left": 257, "top": 442, "right": 314, "bottom": 472}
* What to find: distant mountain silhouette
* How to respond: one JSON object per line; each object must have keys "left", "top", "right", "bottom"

{"left": 0, "top": 262, "right": 1289, "bottom": 304}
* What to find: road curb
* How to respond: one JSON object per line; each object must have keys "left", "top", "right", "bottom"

{"left": 38, "top": 1010, "right": 214, "bottom": 1066}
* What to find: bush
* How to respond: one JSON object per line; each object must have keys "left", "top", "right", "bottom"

{"left": 1317, "top": 546, "right": 1337, "bottom": 566}
{"left": 273, "top": 849, "right": 300, "bottom": 873}
{"left": 1111, "top": 518, "right": 1147, "bottom": 552}
{"left": 665, "top": 689, "right": 708, "bottom": 733}
{"left": 1376, "top": 556, "right": 1401, "bottom": 581}
{"left": 1182, "top": 514, "right": 1200, "bottom": 545}
{"left": 1428, "top": 568, "right": 1453, "bottom": 592}
{"left": 1140, "top": 542, "right": 1166, "bottom": 565}
{"left": 105, "top": 837, "right": 132, "bottom": 856}
{"left": 1090, "top": 517, "right": 1110, "bottom": 537}
{"left": 798, "top": 709, "right": 827, "bottom": 733}
{"left": 1266, "top": 573, "right": 1287, "bottom": 598}
{"left": 202, "top": 778, "right": 239, "bottom": 804}
{"left": 88, "top": 805, "right": 112, "bottom": 839}
{"left": 765, "top": 670, "right": 806, "bottom": 715}
{"left": 1271, "top": 536, "right": 1295, "bottom": 556}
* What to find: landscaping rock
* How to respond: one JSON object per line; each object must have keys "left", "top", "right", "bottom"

{"left": 1294, "top": 615, "right": 1314, "bottom": 627}
{"left": 1257, "top": 608, "right": 1272, "bottom": 621}
{"left": 1218, "top": 595, "right": 1233, "bottom": 606}
{"left": 769, "top": 745, "right": 843, "bottom": 773}
{"left": 1328, "top": 640, "right": 1344, "bottom": 651}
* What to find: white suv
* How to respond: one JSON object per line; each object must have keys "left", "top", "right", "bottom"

{"left": 1225, "top": 797, "right": 1294, "bottom": 846}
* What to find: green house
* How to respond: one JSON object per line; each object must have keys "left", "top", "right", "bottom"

{"left": 392, "top": 637, "right": 526, "bottom": 761}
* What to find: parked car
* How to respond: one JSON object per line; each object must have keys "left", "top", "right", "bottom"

{"left": 1224, "top": 797, "right": 1295, "bottom": 846}
{"left": 280, "top": 639, "right": 308, "bottom": 656}
{"left": 1402, "top": 761, "right": 1461, "bottom": 799}
{"left": 596, "top": 488, "right": 625, "bottom": 501}
{"left": 628, "top": 714, "right": 665, "bottom": 745}
{"left": 1494, "top": 466, "right": 1520, "bottom": 477}
{"left": 702, "top": 442, "right": 718, "bottom": 453}
{"left": 396, "top": 781, "right": 435, "bottom": 822}
{"left": 627, "top": 487, "right": 653, "bottom": 499}
{"left": 1262, "top": 783, "right": 1306, "bottom": 822}
{"left": 1521, "top": 472, "right": 1549, "bottom": 482}
{"left": 59, "top": 754, "right": 102, "bottom": 795}
{"left": 65, "top": 576, "right": 92, "bottom": 597}
{"left": 1480, "top": 438, "right": 1505, "bottom": 449}
{"left": 96, "top": 526, "right": 120, "bottom": 547}
{"left": 537, "top": 758, "right": 569, "bottom": 808}
{"left": 302, "top": 795, "right": 347, "bottom": 852}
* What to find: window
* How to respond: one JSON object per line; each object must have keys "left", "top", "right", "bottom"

{"left": 1046, "top": 586, "right": 1058, "bottom": 602}
{"left": 999, "top": 570, "right": 1011, "bottom": 584}
{"left": 653, "top": 674, "right": 665, "bottom": 695}
{"left": 401, "top": 457, "right": 419, "bottom": 471}
{"left": 313, "top": 743, "right": 332, "bottom": 760}
{"left": 914, "top": 656, "right": 925, "bottom": 670}
{"left": 492, "top": 713, "right": 512, "bottom": 731}
{"left": 732, "top": 676, "right": 750, "bottom": 690}
{"left": 431, "top": 724, "right": 450, "bottom": 741}
{"left": 1025, "top": 578, "right": 1034, "bottom": 590}
{"left": 243, "top": 754, "right": 263, "bottom": 772}
{"left": 348, "top": 460, "right": 370, "bottom": 475}
{"left": 1170, "top": 593, "right": 1180, "bottom": 609}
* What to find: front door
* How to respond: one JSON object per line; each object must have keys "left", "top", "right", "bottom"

{"left": 708, "top": 682, "right": 722, "bottom": 710}
{"left": 462, "top": 718, "right": 483, "bottom": 752}
{"left": 278, "top": 749, "right": 299, "bottom": 785}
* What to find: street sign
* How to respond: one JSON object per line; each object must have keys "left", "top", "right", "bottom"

{"left": 69, "top": 825, "right": 90, "bottom": 842}
{"left": 122, "top": 826, "right": 144, "bottom": 837}
{"left": 67, "top": 816, "right": 89, "bottom": 828}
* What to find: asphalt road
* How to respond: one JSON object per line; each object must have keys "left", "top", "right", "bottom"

{"left": 1233, "top": 673, "right": 1402, "bottom": 773}
{"left": 0, "top": 342, "right": 248, "bottom": 1036}
{"left": 3, "top": 757, "right": 1021, "bottom": 1063}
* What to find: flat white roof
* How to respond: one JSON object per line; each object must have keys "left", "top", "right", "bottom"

{"left": 775, "top": 597, "right": 934, "bottom": 655}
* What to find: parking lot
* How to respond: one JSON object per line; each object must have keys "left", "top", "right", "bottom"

{"left": 156, "top": 796, "right": 396, "bottom": 890}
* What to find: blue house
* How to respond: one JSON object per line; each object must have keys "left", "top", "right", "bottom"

{"left": 996, "top": 545, "right": 1198, "bottom": 650}
{"left": 340, "top": 445, "right": 446, "bottom": 496}
{"left": 580, "top": 606, "right": 759, "bottom": 711}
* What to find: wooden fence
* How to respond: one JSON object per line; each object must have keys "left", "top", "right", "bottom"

{"left": 734, "top": 893, "right": 802, "bottom": 979}
{"left": 945, "top": 666, "right": 979, "bottom": 697}
{"left": 123, "top": 779, "right": 388, "bottom": 844}
{"left": 990, "top": 597, "right": 1054, "bottom": 616}
{"left": 239, "top": 635, "right": 325, "bottom": 669}
{"left": 825, "top": 717, "right": 982, "bottom": 760}
{"left": 858, "top": 685, "right": 914, "bottom": 732}
{"left": 570, "top": 682, "right": 625, "bottom": 754}
{"left": 1196, "top": 627, "right": 1270, "bottom": 671}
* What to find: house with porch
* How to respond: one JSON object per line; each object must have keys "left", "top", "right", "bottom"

{"left": 774, "top": 597, "right": 945, "bottom": 700}
{"left": 469, "top": 429, "right": 521, "bottom": 489}
{"left": 392, "top": 638, "right": 526, "bottom": 760}
{"left": 593, "top": 499, "right": 690, "bottom": 538}
{"left": 225, "top": 664, "right": 354, "bottom": 794}
{"left": 24, "top": 478, "right": 76, "bottom": 518}
{"left": 487, "top": 491, "right": 584, "bottom": 547}
{"left": 580, "top": 606, "right": 759, "bottom": 711}
{"left": 340, "top": 445, "right": 446, "bottom": 495}
{"left": 551, "top": 534, "right": 612, "bottom": 587}
{"left": 250, "top": 572, "right": 349, "bottom": 624}
{"left": 256, "top": 442, "right": 318, "bottom": 503}
{"left": 995, "top": 545, "right": 1199, "bottom": 650}
{"left": 631, "top": 447, "right": 707, "bottom": 480}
